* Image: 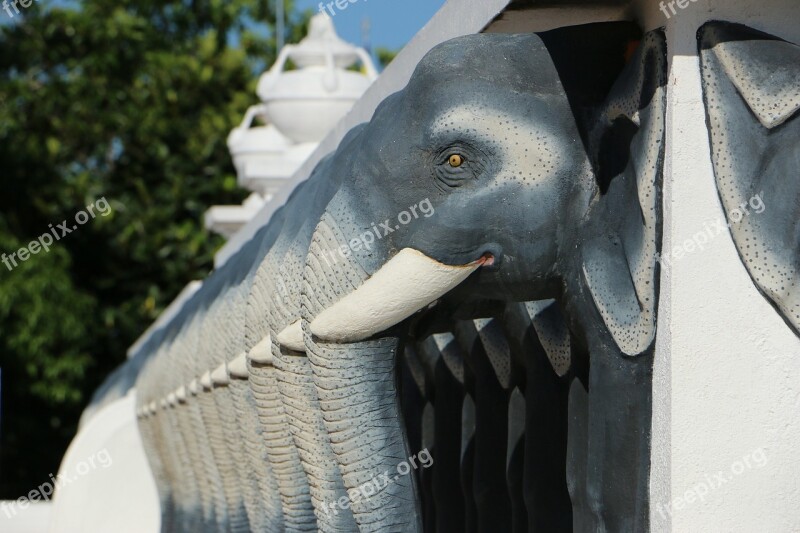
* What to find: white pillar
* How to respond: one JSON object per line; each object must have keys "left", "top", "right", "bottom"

{"left": 642, "top": 1, "right": 800, "bottom": 529}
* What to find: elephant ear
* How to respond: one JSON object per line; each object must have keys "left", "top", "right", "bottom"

{"left": 699, "top": 22, "right": 800, "bottom": 336}
{"left": 581, "top": 30, "right": 667, "bottom": 356}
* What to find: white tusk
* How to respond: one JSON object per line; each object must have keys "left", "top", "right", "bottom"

{"left": 188, "top": 379, "right": 199, "bottom": 396}
{"left": 211, "top": 363, "right": 229, "bottom": 387}
{"left": 175, "top": 386, "right": 187, "bottom": 402}
{"left": 311, "top": 248, "right": 485, "bottom": 343}
{"left": 277, "top": 319, "right": 305, "bottom": 352}
{"left": 248, "top": 334, "right": 273, "bottom": 365}
{"left": 200, "top": 371, "right": 213, "bottom": 390}
{"left": 228, "top": 352, "right": 249, "bottom": 380}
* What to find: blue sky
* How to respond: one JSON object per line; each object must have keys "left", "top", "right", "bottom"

{"left": 3, "top": 0, "right": 447, "bottom": 53}
{"left": 295, "top": 0, "right": 446, "bottom": 52}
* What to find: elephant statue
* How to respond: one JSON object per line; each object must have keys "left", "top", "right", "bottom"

{"left": 243, "top": 138, "right": 364, "bottom": 531}
{"left": 296, "top": 25, "right": 666, "bottom": 532}
{"left": 135, "top": 22, "right": 667, "bottom": 533}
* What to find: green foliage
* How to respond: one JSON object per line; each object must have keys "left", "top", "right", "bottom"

{"left": 376, "top": 46, "right": 398, "bottom": 69}
{"left": 0, "top": 0, "right": 309, "bottom": 496}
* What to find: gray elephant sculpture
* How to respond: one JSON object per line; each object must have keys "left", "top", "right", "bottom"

{"left": 136, "top": 23, "right": 667, "bottom": 533}
{"left": 297, "top": 27, "right": 666, "bottom": 532}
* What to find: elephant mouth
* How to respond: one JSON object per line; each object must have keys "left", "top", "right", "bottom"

{"left": 309, "top": 248, "right": 493, "bottom": 343}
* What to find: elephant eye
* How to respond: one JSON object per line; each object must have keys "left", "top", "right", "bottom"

{"left": 448, "top": 154, "right": 464, "bottom": 167}
{"left": 433, "top": 145, "right": 484, "bottom": 190}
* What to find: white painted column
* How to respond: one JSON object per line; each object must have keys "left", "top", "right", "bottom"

{"left": 642, "top": 1, "right": 800, "bottom": 530}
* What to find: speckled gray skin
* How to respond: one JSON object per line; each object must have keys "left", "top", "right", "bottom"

{"left": 136, "top": 336, "right": 177, "bottom": 531}
{"left": 245, "top": 196, "right": 314, "bottom": 533}
{"left": 237, "top": 216, "right": 293, "bottom": 533}
{"left": 137, "top": 247, "right": 274, "bottom": 533}
{"left": 210, "top": 274, "right": 256, "bottom": 533}
{"left": 265, "top": 137, "right": 363, "bottom": 531}
{"left": 222, "top": 229, "right": 285, "bottom": 532}
{"left": 196, "top": 274, "right": 249, "bottom": 533}
{"left": 242, "top": 143, "right": 360, "bottom": 530}
{"left": 244, "top": 154, "right": 362, "bottom": 531}
{"left": 162, "top": 322, "right": 201, "bottom": 532}
{"left": 699, "top": 21, "right": 800, "bottom": 337}
{"left": 303, "top": 29, "right": 666, "bottom": 532}
{"left": 176, "top": 303, "right": 227, "bottom": 531}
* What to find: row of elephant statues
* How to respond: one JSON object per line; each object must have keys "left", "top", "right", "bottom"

{"left": 128, "top": 19, "right": 799, "bottom": 533}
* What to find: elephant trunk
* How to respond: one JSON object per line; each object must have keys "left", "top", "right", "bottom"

{"left": 212, "top": 383, "right": 253, "bottom": 533}
{"left": 136, "top": 408, "right": 176, "bottom": 531}
{"left": 185, "top": 386, "right": 225, "bottom": 530}
{"left": 228, "top": 378, "right": 285, "bottom": 531}
{"left": 268, "top": 243, "right": 358, "bottom": 531}
{"left": 273, "top": 345, "right": 359, "bottom": 532}
{"left": 307, "top": 331, "right": 419, "bottom": 531}
{"left": 302, "top": 217, "right": 424, "bottom": 531}
{"left": 247, "top": 359, "right": 318, "bottom": 530}
{"left": 197, "top": 386, "right": 235, "bottom": 530}
{"left": 172, "top": 399, "right": 206, "bottom": 530}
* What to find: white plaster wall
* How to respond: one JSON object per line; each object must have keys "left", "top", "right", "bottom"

{"left": 0, "top": 502, "right": 51, "bottom": 533}
{"left": 48, "top": 391, "right": 160, "bottom": 533}
{"left": 648, "top": 1, "right": 800, "bottom": 530}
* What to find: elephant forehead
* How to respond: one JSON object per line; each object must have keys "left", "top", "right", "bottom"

{"left": 431, "top": 103, "right": 571, "bottom": 186}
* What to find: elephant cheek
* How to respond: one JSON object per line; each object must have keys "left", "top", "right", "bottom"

{"left": 302, "top": 216, "right": 423, "bottom": 532}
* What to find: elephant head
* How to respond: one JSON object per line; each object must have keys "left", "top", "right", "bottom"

{"left": 302, "top": 26, "right": 666, "bottom": 531}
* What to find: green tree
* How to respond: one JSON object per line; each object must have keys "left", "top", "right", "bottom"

{"left": 0, "top": 0, "right": 309, "bottom": 497}
{"left": 376, "top": 46, "right": 398, "bottom": 69}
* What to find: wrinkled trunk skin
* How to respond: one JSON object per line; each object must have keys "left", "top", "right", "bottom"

{"left": 136, "top": 411, "right": 175, "bottom": 532}
{"left": 197, "top": 389, "right": 235, "bottom": 531}
{"left": 174, "top": 311, "right": 223, "bottom": 531}
{"left": 186, "top": 394, "right": 224, "bottom": 530}
{"left": 206, "top": 293, "right": 251, "bottom": 533}
{"left": 163, "top": 332, "right": 203, "bottom": 531}
{"left": 163, "top": 404, "right": 201, "bottom": 531}
{"left": 248, "top": 359, "right": 318, "bottom": 530}
{"left": 173, "top": 399, "right": 209, "bottom": 529}
{"left": 212, "top": 386, "right": 252, "bottom": 533}
{"left": 192, "top": 294, "right": 238, "bottom": 532}
{"left": 303, "top": 216, "right": 422, "bottom": 532}
{"left": 273, "top": 344, "right": 359, "bottom": 532}
{"left": 267, "top": 236, "right": 357, "bottom": 532}
{"left": 246, "top": 248, "right": 317, "bottom": 530}
{"left": 229, "top": 379, "right": 285, "bottom": 531}
{"left": 136, "top": 357, "right": 174, "bottom": 532}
